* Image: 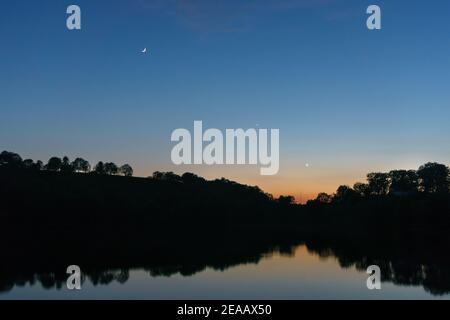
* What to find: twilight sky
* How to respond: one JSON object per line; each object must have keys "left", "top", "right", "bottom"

{"left": 1, "top": 0, "right": 450, "bottom": 201}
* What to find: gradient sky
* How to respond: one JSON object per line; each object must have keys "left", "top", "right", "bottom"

{"left": 1, "top": 0, "right": 450, "bottom": 201}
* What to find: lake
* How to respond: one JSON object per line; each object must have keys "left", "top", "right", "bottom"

{"left": 1, "top": 244, "right": 448, "bottom": 300}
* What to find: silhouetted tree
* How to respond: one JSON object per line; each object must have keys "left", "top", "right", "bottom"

{"left": 60, "top": 156, "right": 74, "bottom": 173}
{"left": 22, "top": 159, "right": 43, "bottom": 171}
{"left": 94, "top": 162, "right": 105, "bottom": 175}
{"left": 389, "top": 170, "right": 418, "bottom": 194}
{"left": 46, "top": 157, "right": 62, "bottom": 171}
{"left": 35, "top": 160, "right": 43, "bottom": 171}
{"left": 0, "top": 151, "right": 23, "bottom": 169}
{"left": 152, "top": 171, "right": 164, "bottom": 180}
{"left": 278, "top": 195, "right": 295, "bottom": 206}
{"left": 119, "top": 164, "right": 133, "bottom": 177}
{"left": 417, "top": 163, "right": 450, "bottom": 194}
{"left": 72, "top": 158, "right": 91, "bottom": 173}
{"left": 353, "top": 182, "right": 370, "bottom": 197}
{"left": 22, "top": 159, "right": 35, "bottom": 169}
{"left": 152, "top": 171, "right": 182, "bottom": 182}
{"left": 182, "top": 172, "right": 206, "bottom": 184}
{"left": 333, "top": 185, "right": 359, "bottom": 204}
{"left": 315, "top": 192, "right": 333, "bottom": 204}
{"left": 367, "top": 172, "right": 390, "bottom": 195}
{"left": 104, "top": 162, "right": 118, "bottom": 175}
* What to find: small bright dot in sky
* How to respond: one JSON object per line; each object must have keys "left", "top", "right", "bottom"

{"left": 141, "top": 48, "right": 147, "bottom": 54}
{"left": 305, "top": 163, "right": 310, "bottom": 168}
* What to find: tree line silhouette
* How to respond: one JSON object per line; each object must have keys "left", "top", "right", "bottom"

{"left": 308, "top": 162, "right": 449, "bottom": 206}
{"left": 1, "top": 150, "right": 449, "bottom": 206}
{"left": 0, "top": 150, "right": 133, "bottom": 177}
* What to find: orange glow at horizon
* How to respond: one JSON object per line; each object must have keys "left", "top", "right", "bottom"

{"left": 132, "top": 163, "right": 377, "bottom": 203}
{"left": 132, "top": 157, "right": 443, "bottom": 203}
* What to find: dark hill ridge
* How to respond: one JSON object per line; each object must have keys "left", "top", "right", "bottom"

{"left": 0, "top": 168, "right": 289, "bottom": 226}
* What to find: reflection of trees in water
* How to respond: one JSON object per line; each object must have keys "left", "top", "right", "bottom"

{"left": 0, "top": 269, "right": 129, "bottom": 293}
{"left": 88, "top": 269, "right": 129, "bottom": 285}
{"left": 304, "top": 237, "right": 450, "bottom": 296}
{"left": 0, "top": 238, "right": 294, "bottom": 294}
{"left": 0, "top": 272, "right": 67, "bottom": 293}
{"left": 1, "top": 236, "right": 450, "bottom": 296}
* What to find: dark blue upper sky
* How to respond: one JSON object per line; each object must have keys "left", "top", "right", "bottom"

{"left": 1, "top": 0, "right": 450, "bottom": 199}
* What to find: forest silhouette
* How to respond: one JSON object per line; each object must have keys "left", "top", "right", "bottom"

{"left": 1, "top": 150, "right": 450, "bottom": 295}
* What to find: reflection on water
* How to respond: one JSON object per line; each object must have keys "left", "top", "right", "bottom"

{"left": 1, "top": 238, "right": 450, "bottom": 299}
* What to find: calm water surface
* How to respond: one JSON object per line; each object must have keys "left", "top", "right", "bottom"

{"left": 1, "top": 245, "right": 448, "bottom": 300}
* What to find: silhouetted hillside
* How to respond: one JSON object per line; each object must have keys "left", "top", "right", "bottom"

{"left": 0, "top": 167, "right": 294, "bottom": 228}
